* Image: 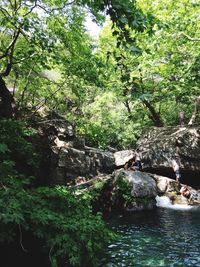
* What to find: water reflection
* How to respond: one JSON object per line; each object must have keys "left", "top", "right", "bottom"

{"left": 99, "top": 208, "right": 200, "bottom": 267}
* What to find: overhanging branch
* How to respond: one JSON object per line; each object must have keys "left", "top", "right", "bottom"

{"left": 0, "top": 28, "right": 21, "bottom": 60}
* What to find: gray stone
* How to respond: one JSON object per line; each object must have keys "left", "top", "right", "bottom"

{"left": 45, "top": 128, "right": 115, "bottom": 184}
{"left": 150, "top": 174, "right": 181, "bottom": 193}
{"left": 137, "top": 125, "right": 200, "bottom": 171}
{"left": 114, "top": 150, "right": 135, "bottom": 166}
{"left": 113, "top": 169, "right": 157, "bottom": 211}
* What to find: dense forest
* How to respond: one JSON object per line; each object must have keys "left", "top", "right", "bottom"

{"left": 0, "top": 0, "right": 199, "bottom": 266}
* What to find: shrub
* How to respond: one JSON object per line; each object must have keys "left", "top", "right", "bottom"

{"left": 0, "top": 119, "right": 113, "bottom": 266}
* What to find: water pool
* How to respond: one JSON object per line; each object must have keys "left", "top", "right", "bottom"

{"left": 99, "top": 206, "right": 200, "bottom": 267}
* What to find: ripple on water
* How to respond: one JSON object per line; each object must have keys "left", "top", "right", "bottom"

{"left": 99, "top": 208, "right": 200, "bottom": 267}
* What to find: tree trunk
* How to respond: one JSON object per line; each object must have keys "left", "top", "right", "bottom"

{"left": 142, "top": 99, "right": 164, "bottom": 127}
{"left": 0, "top": 77, "right": 15, "bottom": 118}
{"left": 188, "top": 96, "right": 200, "bottom": 125}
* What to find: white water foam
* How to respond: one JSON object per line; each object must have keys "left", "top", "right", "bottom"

{"left": 155, "top": 195, "right": 193, "bottom": 210}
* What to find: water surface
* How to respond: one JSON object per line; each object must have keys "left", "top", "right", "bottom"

{"left": 99, "top": 207, "right": 200, "bottom": 267}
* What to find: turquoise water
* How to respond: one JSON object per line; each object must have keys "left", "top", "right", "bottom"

{"left": 99, "top": 208, "right": 200, "bottom": 267}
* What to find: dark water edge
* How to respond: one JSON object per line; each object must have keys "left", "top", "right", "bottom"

{"left": 0, "top": 233, "right": 51, "bottom": 267}
{"left": 98, "top": 208, "right": 200, "bottom": 267}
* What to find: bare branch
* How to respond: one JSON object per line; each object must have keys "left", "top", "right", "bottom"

{"left": 0, "top": 28, "right": 21, "bottom": 60}
{"left": 18, "top": 69, "right": 33, "bottom": 106}
{"left": 14, "top": 0, "right": 17, "bottom": 10}
{"left": 188, "top": 96, "right": 200, "bottom": 125}
{"left": 180, "top": 32, "right": 200, "bottom": 42}
{"left": 49, "top": 247, "right": 54, "bottom": 266}
{"left": 0, "top": 6, "right": 12, "bottom": 18}
{"left": 37, "top": 0, "right": 77, "bottom": 14}
{"left": 0, "top": 181, "right": 8, "bottom": 191}
{"left": 0, "top": 29, "right": 21, "bottom": 76}
{"left": 32, "top": 86, "right": 64, "bottom": 112}
{"left": 8, "top": 0, "right": 14, "bottom": 10}
{"left": 37, "top": 4, "right": 49, "bottom": 13}
{"left": 28, "top": 79, "right": 68, "bottom": 118}
{"left": 23, "top": 0, "right": 38, "bottom": 17}
{"left": 16, "top": 0, "right": 23, "bottom": 12}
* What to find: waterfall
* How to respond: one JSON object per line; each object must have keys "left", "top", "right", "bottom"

{"left": 155, "top": 195, "right": 193, "bottom": 210}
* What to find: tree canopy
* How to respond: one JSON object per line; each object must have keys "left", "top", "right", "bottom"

{"left": 81, "top": 0, "right": 200, "bottom": 148}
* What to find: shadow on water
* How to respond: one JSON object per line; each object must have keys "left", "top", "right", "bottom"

{"left": 99, "top": 208, "right": 200, "bottom": 267}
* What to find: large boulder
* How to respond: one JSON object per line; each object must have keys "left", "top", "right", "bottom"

{"left": 137, "top": 125, "right": 200, "bottom": 171}
{"left": 150, "top": 174, "right": 181, "bottom": 194}
{"left": 136, "top": 125, "right": 200, "bottom": 187}
{"left": 113, "top": 169, "right": 157, "bottom": 211}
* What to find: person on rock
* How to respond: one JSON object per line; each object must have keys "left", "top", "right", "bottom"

{"left": 172, "top": 159, "right": 181, "bottom": 182}
{"left": 180, "top": 185, "right": 190, "bottom": 198}
{"left": 124, "top": 156, "right": 142, "bottom": 171}
{"left": 180, "top": 185, "right": 200, "bottom": 205}
{"left": 178, "top": 111, "right": 185, "bottom": 125}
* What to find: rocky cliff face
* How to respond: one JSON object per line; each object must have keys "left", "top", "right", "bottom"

{"left": 34, "top": 115, "right": 115, "bottom": 185}
{"left": 35, "top": 113, "right": 200, "bottom": 187}
{"left": 50, "top": 146, "right": 115, "bottom": 185}
{"left": 32, "top": 115, "right": 200, "bottom": 212}
{"left": 136, "top": 125, "right": 200, "bottom": 187}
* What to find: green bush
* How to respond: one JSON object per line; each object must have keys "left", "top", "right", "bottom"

{"left": 0, "top": 119, "right": 113, "bottom": 266}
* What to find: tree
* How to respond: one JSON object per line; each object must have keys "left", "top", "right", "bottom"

{"left": 74, "top": 0, "right": 199, "bottom": 148}
{"left": 0, "top": 0, "right": 151, "bottom": 119}
{"left": 94, "top": 0, "right": 200, "bottom": 128}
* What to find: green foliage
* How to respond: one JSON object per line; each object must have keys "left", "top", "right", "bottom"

{"left": 114, "top": 176, "right": 133, "bottom": 203}
{"left": 1, "top": 0, "right": 200, "bottom": 148}
{"left": 83, "top": 0, "right": 199, "bottom": 143}
{"left": 79, "top": 91, "right": 143, "bottom": 149}
{"left": 0, "top": 0, "right": 150, "bottom": 107}
{"left": 0, "top": 119, "right": 113, "bottom": 266}
{"left": 0, "top": 185, "right": 113, "bottom": 266}
{"left": 0, "top": 119, "right": 38, "bottom": 165}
